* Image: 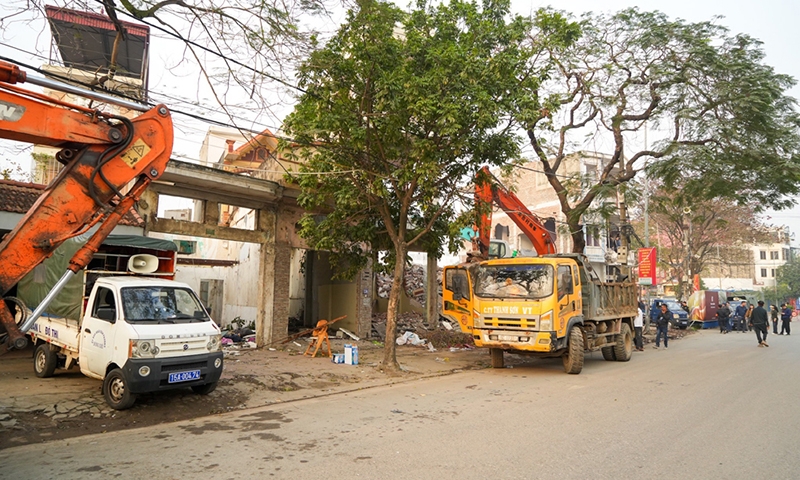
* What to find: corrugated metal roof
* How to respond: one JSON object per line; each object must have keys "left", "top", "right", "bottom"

{"left": 0, "top": 180, "right": 144, "bottom": 227}
{"left": 45, "top": 6, "right": 149, "bottom": 37}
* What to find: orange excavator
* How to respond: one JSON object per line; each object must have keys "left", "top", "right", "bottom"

{"left": 0, "top": 60, "right": 173, "bottom": 351}
{"left": 473, "top": 166, "right": 556, "bottom": 259}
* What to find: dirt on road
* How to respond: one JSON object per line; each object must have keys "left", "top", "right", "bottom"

{"left": 0, "top": 338, "right": 493, "bottom": 450}
{"left": 0, "top": 327, "right": 694, "bottom": 450}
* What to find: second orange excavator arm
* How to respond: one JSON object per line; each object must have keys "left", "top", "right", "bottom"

{"left": 475, "top": 166, "right": 556, "bottom": 258}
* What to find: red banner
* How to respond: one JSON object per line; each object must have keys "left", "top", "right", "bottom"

{"left": 638, "top": 247, "right": 657, "bottom": 286}
{"left": 693, "top": 274, "right": 701, "bottom": 293}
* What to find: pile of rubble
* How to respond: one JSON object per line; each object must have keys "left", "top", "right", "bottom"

{"left": 221, "top": 327, "right": 257, "bottom": 356}
{"left": 375, "top": 264, "right": 443, "bottom": 305}
{"left": 370, "top": 311, "right": 474, "bottom": 349}
{"left": 371, "top": 311, "right": 428, "bottom": 341}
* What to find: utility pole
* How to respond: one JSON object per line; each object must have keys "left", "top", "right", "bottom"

{"left": 684, "top": 207, "right": 692, "bottom": 298}
{"left": 618, "top": 189, "right": 630, "bottom": 280}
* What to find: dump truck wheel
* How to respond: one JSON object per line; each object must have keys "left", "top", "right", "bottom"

{"left": 562, "top": 326, "right": 584, "bottom": 374}
{"left": 192, "top": 382, "right": 218, "bottom": 395}
{"left": 103, "top": 368, "right": 137, "bottom": 410}
{"left": 601, "top": 346, "right": 616, "bottom": 361}
{"left": 33, "top": 344, "right": 57, "bottom": 378}
{"left": 614, "top": 323, "right": 633, "bottom": 362}
{"left": 490, "top": 348, "right": 504, "bottom": 368}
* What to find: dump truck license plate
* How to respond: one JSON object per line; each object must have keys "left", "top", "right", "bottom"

{"left": 168, "top": 370, "right": 201, "bottom": 383}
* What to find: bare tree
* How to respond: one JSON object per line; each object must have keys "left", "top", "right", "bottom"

{"left": 522, "top": 9, "right": 800, "bottom": 253}
{"left": 2, "top": 0, "right": 332, "bottom": 128}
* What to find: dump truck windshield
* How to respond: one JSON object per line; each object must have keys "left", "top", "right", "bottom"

{"left": 475, "top": 264, "right": 554, "bottom": 299}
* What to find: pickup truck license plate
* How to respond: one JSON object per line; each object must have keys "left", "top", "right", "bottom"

{"left": 168, "top": 370, "right": 201, "bottom": 383}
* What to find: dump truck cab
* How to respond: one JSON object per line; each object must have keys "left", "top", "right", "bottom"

{"left": 444, "top": 256, "right": 582, "bottom": 352}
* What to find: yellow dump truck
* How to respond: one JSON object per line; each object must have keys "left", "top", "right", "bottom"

{"left": 442, "top": 254, "right": 637, "bottom": 373}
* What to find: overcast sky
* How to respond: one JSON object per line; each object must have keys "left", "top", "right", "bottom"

{"left": 2, "top": 0, "right": 800, "bottom": 235}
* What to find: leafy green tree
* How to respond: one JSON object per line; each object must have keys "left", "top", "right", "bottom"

{"left": 522, "top": 8, "right": 800, "bottom": 253}
{"left": 283, "top": 0, "right": 539, "bottom": 370}
{"left": 777, "top": 261, "right": 800, "bottom": 300}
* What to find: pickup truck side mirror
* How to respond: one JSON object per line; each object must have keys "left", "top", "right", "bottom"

{"left": 96, "top": 307, "right": 117, "bottom": 323}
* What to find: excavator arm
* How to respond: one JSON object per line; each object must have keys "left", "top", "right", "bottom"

{"left": 475, "top": 166, "right": 556, "bottom": 259}
{"left": 0, "top": 60, "right": 174, "bottom": 350}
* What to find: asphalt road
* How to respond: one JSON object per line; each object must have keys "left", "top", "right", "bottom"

{"left": 1, "top": 328, "right": 797, "bottom": 479}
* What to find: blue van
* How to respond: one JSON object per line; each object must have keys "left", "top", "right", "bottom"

{"left": 650, "top": 298, "right": 690, "bottom": 329}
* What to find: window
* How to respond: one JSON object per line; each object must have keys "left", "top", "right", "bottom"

{"left": 761, "top": 268, "right": 767, "bottom": 277}
{"left": 557, "top": 265, "right": 574, "bottom": 299}
{"left": 494, "top": 224, "right": 510, "bottom": 241}
{"left": 92, "top": 287, "right": 117, "bottom": 322}
{"left": 121, "top": 286, "right": 209, "bottom": 323}
{"left": 783, "top": 249, "right": 788, "bottom": 261}
{"left": 771, "top": 251, "right": 779, "bottom": 260}
{"left": 760, "top": 251, "right": 767, "bottom": 260}
{"left": 445, "top": 268, "right": 471, "bottom": 301}
{"left": 586, "top": 225, "right": 600, "bottom": 247}
{"left": 475, "top": 264, "right": 554, "bottom": 299}
{"left": 772, "top": 269, "right": 776, "bottom": 278}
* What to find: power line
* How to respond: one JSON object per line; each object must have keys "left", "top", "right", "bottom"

{"left": 90, "top": 0, "right": 309, "bottom": 96}
{"left": 0, "top": 54, "right": 294, "bottom": 139}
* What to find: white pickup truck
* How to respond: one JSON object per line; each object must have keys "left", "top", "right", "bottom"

{"left": 29, "top": 276, "right": 223, "bottom": 410}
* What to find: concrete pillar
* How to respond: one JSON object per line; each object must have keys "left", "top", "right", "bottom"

{"left": 204, "top": 200, "right": 220, "bottom": 225}
{"left": 255, "top": 208, "right": 291, "bottom": 347}
{"left": 426, "top": 253, "right": 439, "bottom": 327}
{"left": 138, "top": 188, "right": 159, "bottom": 235}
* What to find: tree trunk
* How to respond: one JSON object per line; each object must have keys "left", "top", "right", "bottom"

{"left": 382, "top": 243, "right": 407, "bottom": 372}
{"left": 569, "top": 219, "right": 586, "bottom": 254}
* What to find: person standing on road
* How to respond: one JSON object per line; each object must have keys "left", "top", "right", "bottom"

{"left": 770, "top": 305, "right": 780, "bottom": 334}
{"left": 654, "top": 303, "right": 672, "bottom": 349}
{"left": 734, "top": 301, "right": 748, "bottom": 332}
{"left": 717, "top": 302, "right": 731, "bottom": 334}
{"left": 680, "top": 300, "right": 690, "bottom": 313}
{"left": 750, "top": 300, "right": 770, "bottom": 347}
{"left": 781, "top": 304, "right": 792, "bottom": 335}
{"left": 744, "top": 304, "right": 754, "bottom": 332}
{"left": 634, "top": 302, "right": 644, "bottom": 351}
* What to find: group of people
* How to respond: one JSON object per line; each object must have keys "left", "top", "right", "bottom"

{"left": 716, "top": 300, "right": 793, "bottom": 347}
{"left": 632, "top": 298, "right": 794, "bottom": 351}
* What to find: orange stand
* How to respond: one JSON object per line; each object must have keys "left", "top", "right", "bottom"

{"left": 304, "top": 319, "right": 332, "bottom": 358}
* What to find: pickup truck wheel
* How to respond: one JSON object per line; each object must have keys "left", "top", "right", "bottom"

{"left": 191, "top": 382, "right": 218, "bottom": 395}
{"left": 103, "top": 368, "right": 137, "bottom": 410}
{"left": 601, "top": 346, "right": 616, "bottom": 361}
{"left": 33, "top": 344, "right": 57, "bottom": 378}
{"left": 614, "top": 323, "right": 633, "bottom": 362}
{"left": 490, "top": 348, "right": 504, "bottom": 368}
{"left": 562, "top": 326, "right": 584, "bottom": 374}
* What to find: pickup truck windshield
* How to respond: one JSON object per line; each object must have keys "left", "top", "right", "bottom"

{"left": 121, "top": 286, "right": 210, "bottom": 323}
{"left": 475, "top": 264, "right": 554, "bottom": 299}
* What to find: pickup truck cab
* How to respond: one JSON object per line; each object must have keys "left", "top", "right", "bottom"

{"left": 30, "top": 276, "right": 223, "bottom": 410}
{"left": 650, "top": 298, "right": 690, "bottom": 329}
